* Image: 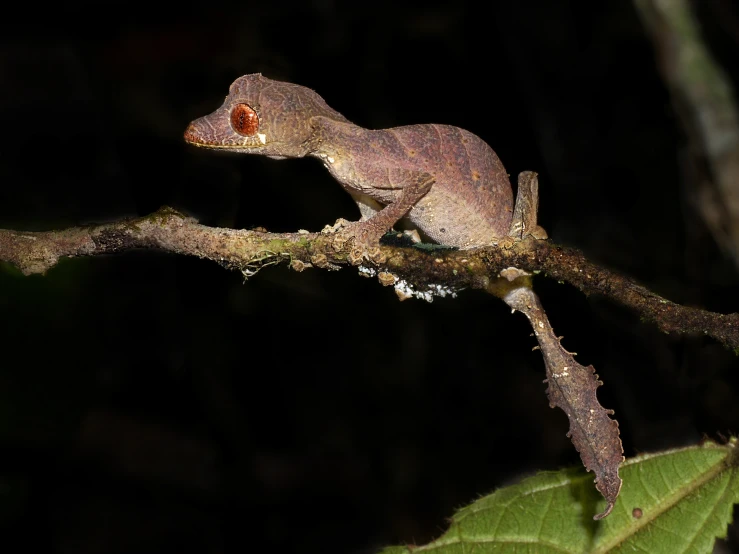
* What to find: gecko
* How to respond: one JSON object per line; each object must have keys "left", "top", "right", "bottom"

{"left": 183, "top": 75, "right": 624, "bottom": 519}
{"left": 183, "top": 73, "right": 546, "bottom": 252}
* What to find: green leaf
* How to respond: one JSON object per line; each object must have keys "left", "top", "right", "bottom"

{"left": 380, "top": 438, "right": 739, "bottom": 554}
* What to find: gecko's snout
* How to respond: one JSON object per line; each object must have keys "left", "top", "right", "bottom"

{"left": 183, "top": 123, "right": 201, "bottom": 145}
{"left": 184, "top": 116, "right": 229, "bottom": 147}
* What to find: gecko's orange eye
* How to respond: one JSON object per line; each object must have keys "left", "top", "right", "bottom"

{"left": 230, "top": 103, "right": 259, "bottom": 136}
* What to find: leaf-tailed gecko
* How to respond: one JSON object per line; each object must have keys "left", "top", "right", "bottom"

{"left": 183, "top": 73, "right": 546, "bottom": 250}
{"left": 184, "top": 74, "right": 622, "bottom": 519}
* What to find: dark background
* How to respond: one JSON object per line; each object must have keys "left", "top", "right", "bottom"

{"left": 1, "top": 1, "right": 738, "bottom": 552}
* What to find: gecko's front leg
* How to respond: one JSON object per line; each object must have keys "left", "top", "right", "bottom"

{"left": 331, "top": 172, "right": 434, "bottom": 265}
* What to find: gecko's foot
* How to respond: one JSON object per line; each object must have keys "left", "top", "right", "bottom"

{"left": 326, "top": 219, "right": 388, "bottom": 265}
{"left": 322, "top": 218, "right": 352, "bottom": 235}
{"left": 504, "top": 225, "right": 548, "bottom": 244}
{"left": 530, "top": 226, "right": 549, "bottom": 240}
{"left": 518, "top": 225, "right": 548, "bottom": 240}
{"left": 347, "top": 246, "right": 386, "bottom": 266}
{"left": 496, "top": 235, "right": 517, "bottom": 249}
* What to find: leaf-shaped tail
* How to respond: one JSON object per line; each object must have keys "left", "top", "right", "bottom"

{"left": 503, "top": 285, "right": 624, "bottom": 519}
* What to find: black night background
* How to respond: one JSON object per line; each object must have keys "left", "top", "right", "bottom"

{"left": 1, "top": 1, "right": 738, "bottom": 552}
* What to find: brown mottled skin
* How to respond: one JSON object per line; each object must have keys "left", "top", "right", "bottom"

{"left": 184, "top": 73, "right": 519, "bottom": 249}
{"left": 182, "top": 77, "right": 627, "bottom": 517}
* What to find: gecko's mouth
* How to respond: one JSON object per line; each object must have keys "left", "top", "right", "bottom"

{"left": 183, "top": 121, "right": 266, "bottom": 150}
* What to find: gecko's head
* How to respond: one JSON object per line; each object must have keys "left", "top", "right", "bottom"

{"left": 184, "top": 73, "right": 348, "bottom": 159}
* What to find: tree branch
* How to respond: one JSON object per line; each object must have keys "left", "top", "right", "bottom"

{"left": 1, "top": 206, "right": 737, "bottom": 349}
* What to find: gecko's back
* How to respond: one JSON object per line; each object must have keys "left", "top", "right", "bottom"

{"left": 313, "top": 119, "right": 514, "bottom": 248}
{"left": 382, "top": 123, "right": 512, "bottom": 246}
